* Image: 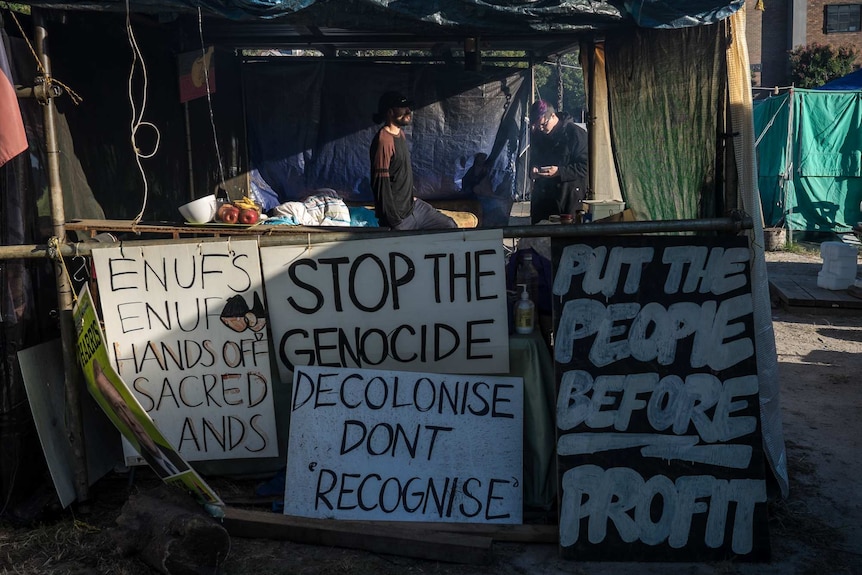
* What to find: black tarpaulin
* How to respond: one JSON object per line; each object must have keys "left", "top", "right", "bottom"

{"left": 20, "top": 0, "right": 742, "bottom": 31}
{"left": 244, "top": 61, "right": 529, "bottom": 225}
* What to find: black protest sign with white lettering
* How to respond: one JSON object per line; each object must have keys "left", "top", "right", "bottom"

{"left": 551, "top": 236, "right": 770, "bottom": 562}
{"left": 260, "top": 230, "right": 509, "bottom": 380}
{"left": 285, "top": 365, "right": 523, "bottom": 523}
{"left": 91, "top": 240, "right": 278, "bottom": 462}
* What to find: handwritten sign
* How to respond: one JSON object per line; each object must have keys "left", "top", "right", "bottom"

{"left": 73, "top": 284, "right": 223, "bottom": 506}
{"left": 551, "top": 236, "right": 770, "bottom": 561}
{"left": 285, "top": 365, "right": 523, "bottom": 523}
{"left": 91, "top": 240, "right": 278, "bottom": 462}
{"left": 260, "top": 230, "right": 509, "bottom": 380}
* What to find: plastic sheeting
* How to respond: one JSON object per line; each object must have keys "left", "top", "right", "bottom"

{"left": 754, "top": 90, "right": 862, "bottom": 233}
{"left": 604, "top": 23, "right": 726, "bottom": 220}
{"left": 727, "top": 9, "right": 789, "bottom": 499}
{"left": 21, "top": 0, "right": 740, "bottom": 31}
{"left": 243, "top": 62, "right": 529, "bottom": 226}
{"left": 817, "top": 68, "right": 862, "bottom": 91}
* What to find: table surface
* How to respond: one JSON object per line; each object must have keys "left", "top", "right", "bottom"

{"left": 65, "top": 219, "right": 384, "bottom": 238}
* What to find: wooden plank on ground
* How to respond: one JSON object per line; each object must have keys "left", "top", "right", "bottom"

{"left": 336, "top": 519, "right": 558, "bottom": 543}
{"left": 221, "top": 507, "right": 493, "bottom": 565}
{"left": 770, "top": 275, "right": 862, "bottom": 311}
{"left": 770, "top": 276, "right": 816, "bottom": 307}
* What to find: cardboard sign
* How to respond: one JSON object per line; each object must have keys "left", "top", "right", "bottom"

{"left": 284, "top": 365, "right": 523, "bottom": 523}
{"left": 260, "top": 230, "right": 509, "bottom": 380}
{"left": 73, "top": 284, "right": 223, "bottom": 506}
{"left": 91, "top": 240, "right": 278, "bottom": 462}
{"left": 551, "top": 236, "right": 770, "bottom": 561}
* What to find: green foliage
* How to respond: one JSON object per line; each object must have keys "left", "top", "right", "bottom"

{"left": 789, "top": 43, "right": 859, "bottom": 89}
{"left": 535, "top": 51, "right": 586, "bottom": 121}
{"left": 0, "top": 3, "right": 30, "bottom": 13}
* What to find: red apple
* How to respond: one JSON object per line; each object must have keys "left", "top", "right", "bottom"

{"left": 238, "top": 208, "right": 260, "bottom": 225}
{"left": 216, "top": 203, "right": 234, "bottom": 222}
{"left": 220, "top": 205, "right": 240, "bottom": 224}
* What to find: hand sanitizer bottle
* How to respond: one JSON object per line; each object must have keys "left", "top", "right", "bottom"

{"left": 514, "top": 283, "right": 535, "bottom": 335}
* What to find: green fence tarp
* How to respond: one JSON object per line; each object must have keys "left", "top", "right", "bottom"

{"left": 754, "top": 89, "right": 862, "bottom": 233}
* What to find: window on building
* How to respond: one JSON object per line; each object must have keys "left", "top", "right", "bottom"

{"left": 825, "top": 4, "right": 862, "bottom": 33}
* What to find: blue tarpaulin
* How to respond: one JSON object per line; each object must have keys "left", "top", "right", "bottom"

{"left": 817, "top": 68, "right": 862, "bottom": 91}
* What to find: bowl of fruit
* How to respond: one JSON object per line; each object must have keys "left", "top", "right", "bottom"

{"left": 216, "top": 196, "right": 262, "bottom": 225}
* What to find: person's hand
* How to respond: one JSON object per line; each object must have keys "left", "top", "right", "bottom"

{"left": 533, "top": 166, "right": 557, "bottom": 178}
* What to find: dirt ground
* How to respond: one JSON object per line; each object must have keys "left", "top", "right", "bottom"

{"left": 1, "top": 246, "right": 861, "bottom": 575}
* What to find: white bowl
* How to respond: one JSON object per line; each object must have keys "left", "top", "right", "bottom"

{"left": 179, "top": 195, "right": 217, "bottom": 223}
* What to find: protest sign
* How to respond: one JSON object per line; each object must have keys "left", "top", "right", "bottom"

{"left": 260, "top": 230, "right": 509, "bottom": 380}
{"left": 91, "top": 239, "right": 277, "bottom": 462}
{"left": 73, "top": 284, "right": 222, "bottom": 506}
{"left": 285, "top": 365, "right": 523, "bottom": 523}
{"left": 551, "top": 236, "right": 770, "bottom": 561}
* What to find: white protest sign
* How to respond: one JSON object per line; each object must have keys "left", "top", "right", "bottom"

{"left": 285, "top": 365, "right": 523, "bottom": 523}
{"left": 91, "top": 240, "right": 278, "bottom": 461}
{"left": 260, "top": 230, "right": 509, "bottom": 380}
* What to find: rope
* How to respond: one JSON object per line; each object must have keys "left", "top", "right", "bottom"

{"left": 754, "top": 94, "right": 788, "bottom": 147}
{"left": 8, "top": 10, "right": 83, "bottom": 104}
{"left": 124, "top": 0, "right": 161, "bottom": 227}
{"left": 198, "top": 7, "right": 227, "bottom": 193}
{"left": 47, "top": 236, "right": 77, "bottom": 305}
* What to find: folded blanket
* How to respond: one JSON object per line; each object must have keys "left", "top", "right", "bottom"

{"left": 269, "top": 189, "right": 351, "bottom": 226}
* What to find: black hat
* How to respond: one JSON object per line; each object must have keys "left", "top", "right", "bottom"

{"left": 377, "top": 91, "right": 414, "bottom": 115}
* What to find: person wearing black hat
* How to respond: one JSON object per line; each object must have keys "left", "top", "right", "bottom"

{"left": 528, "top": 99, "right": 589, "bottom": 224}
{"left": 370, "top": 91, "right": 457, "bottom": 230}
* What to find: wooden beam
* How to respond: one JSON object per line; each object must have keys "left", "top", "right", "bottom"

{"left": 336, "top": 519, "right": 558, "bottom": 543}
{"left": 221, "top": 507, "right": 494, "bottom": 565}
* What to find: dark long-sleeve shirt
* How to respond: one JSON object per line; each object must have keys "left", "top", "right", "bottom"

{"left": 370, "top": 128, "right": 414, "bottom": 227}
{"left": 529, "top": 113, "right": 589, "bottom": 223}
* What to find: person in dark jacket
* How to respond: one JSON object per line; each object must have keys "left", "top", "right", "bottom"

{"left": 528, "top": 99, "right": 589, "bottom": 224}
{"left": 369, "top": 91, "right": 457, "bottom": 230}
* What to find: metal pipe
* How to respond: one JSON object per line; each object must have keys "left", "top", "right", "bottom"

{"left": 0, "top": 217, "right": 753, "bottom": 260}
{"left": 15, "top": 82, "right": 63, "bottom": 101}
{"left": 33, "top": 10, "right": 90, "bottom": 504}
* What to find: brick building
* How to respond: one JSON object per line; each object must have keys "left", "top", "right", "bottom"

{"left": 746, "top": 0, "right": 862, "bottom": 90}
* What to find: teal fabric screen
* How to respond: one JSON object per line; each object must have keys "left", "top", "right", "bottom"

{"left": 754, "top": 90, "right": 862, "bottom": 232}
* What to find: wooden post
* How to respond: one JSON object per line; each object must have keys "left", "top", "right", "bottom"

{"left": 33, "top": 9, "right": 89, "bottom": 504}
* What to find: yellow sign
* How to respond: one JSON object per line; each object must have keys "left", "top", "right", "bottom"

{"left": 73, "top": 284, "right": 223, "bottom": 506}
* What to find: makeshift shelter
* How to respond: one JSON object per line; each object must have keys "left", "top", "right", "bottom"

{"left": 754, "top": 88, "right": 862, "bottom": 233}
{"left": 1, "top": 0, "right": 789, "bottom": 520}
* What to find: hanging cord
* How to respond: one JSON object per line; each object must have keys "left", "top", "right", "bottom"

{"left": 8, "top": 10, "right": 83, "bottom": 105}
{"left": 556, "top": 56, "right": 563, "bottom": 112}
{"left": 197, "top": 7, "right": 226, "bottom": 193}
{"left": 125, "top": 0, "right": 161, "bottom": 226}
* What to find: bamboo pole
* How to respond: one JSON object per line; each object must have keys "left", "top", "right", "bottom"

{"left": 0, "top": 216, "right": 753, "bottom": 261}
{"left": 33, "top": 10, "right": 89, "bottom": 504}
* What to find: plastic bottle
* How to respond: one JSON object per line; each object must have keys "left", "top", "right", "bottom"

{"left": 515, "top": 252, "right": 540, "bottom": 311}
{"left": 514, "top": 284, "right": 535, "bottom": 334}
